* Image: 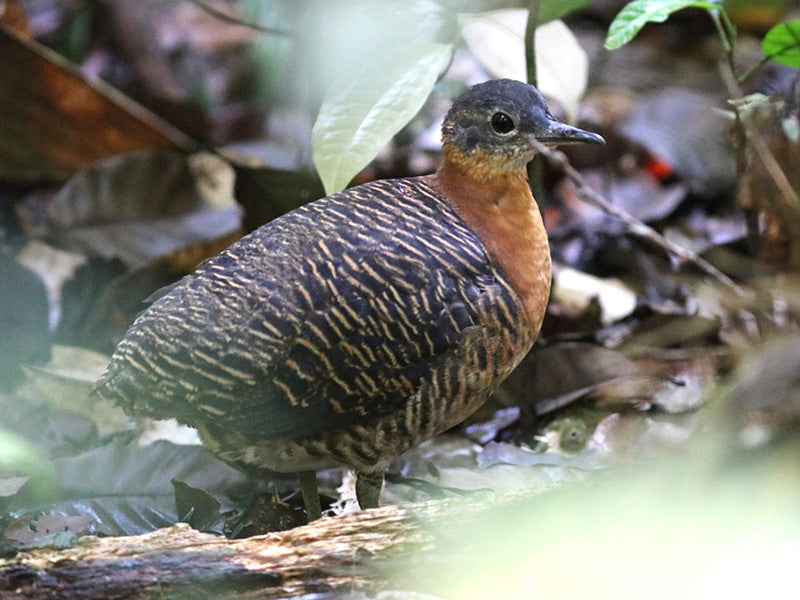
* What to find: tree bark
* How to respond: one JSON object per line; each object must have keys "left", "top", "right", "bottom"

{"left": 0, "top": 495, "right": 510, "bottom": 600}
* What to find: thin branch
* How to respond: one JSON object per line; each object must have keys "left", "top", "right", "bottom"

{"left": 525, "top": 0, "right": 545, "bottom": 219}
{"left": 708, "top": 7, "right": 735, "bottom": 56}
{"left": 184, "top": 0, "right": 293, "bottom": 37}
{"left": 737, "top": 54, "right": 771, "bottom": 86}
{"left": 531, "top": 140, "right": 749, "bottom": 297}
{"left": 719, "top": 62, "right": 800, "bottom": 210}
{"left": 524, "top": 0, "right": 541, "bottom": 87}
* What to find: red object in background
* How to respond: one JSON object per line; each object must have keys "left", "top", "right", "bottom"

{"left": 644, "top": 154, "right": 675, "bottom": 182}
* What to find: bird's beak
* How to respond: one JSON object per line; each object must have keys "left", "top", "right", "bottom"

{"left": 533, "top": 118, "right": 605, "bottom": 146}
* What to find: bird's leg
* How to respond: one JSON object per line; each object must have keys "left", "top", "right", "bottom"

{"left": 355, "top": 470, "right": 384, "bottom": 509}
{"left": 298, "top": 470, "right": 322, "bottom": 521}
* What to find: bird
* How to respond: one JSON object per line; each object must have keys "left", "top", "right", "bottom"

{"left": 93, "top": 79, "right": 604, "bottom": 521}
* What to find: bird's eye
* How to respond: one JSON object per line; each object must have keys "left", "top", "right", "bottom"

{"left": 490, "top": 112, "right": 515, "bottom": 134}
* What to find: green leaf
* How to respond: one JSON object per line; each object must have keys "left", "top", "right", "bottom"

{"left": 312, "top": 43, "right": 453, "bottom": 195}
{"left": 537, "top": 0, "right": 594, "bottom": 24}
{"left": 762, "top": 20, "right": 800, "bottom": 68}
{"left": 605, "top": 0, "right": 723, "bottom": 50}
{"left": 0, "top": 429, "right": 46, "bottom": 475}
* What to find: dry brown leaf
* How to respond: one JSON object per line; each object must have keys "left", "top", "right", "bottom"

{"left": 0, "top": 23, "right": 194, "bottom": 182}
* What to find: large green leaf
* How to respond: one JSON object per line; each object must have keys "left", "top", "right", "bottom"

{"left": 762, "top": 20, "right": 800, "bottom": 68}
{"left": 312, "top": 43, "right": 453, "bottom": 195}
{"left": 605, "top": 0, "right": 723, "bottom": 50}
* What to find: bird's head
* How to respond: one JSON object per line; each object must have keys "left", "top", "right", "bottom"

{"left": 441, "top": 79, "right": 604, "bottom": 177}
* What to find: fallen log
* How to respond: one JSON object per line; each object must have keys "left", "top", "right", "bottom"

{"left": 0, "top": 493, "right": 508, "bottom": 600}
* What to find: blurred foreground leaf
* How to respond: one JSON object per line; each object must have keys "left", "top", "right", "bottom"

{"left": 0, "top": 430, "right": 48, "bottom": 482}
{"left": 391, "top": 334, "right": 800, "bottom": 598}
{"left": 414, "top": 446, "right": 800, "bottom": 599}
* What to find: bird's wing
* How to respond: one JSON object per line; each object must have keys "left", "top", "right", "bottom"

{"left": 95, "top": 179, "right": 512, "bottom": 439}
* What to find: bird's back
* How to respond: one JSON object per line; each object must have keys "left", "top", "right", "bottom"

{"left": 94, "top": 176, "right": 534, "bottom": 473}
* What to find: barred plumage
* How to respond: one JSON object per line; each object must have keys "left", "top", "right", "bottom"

{"left": 93, "top": 79, "right": 603, "bottom": 520}
{"left": 100, "top": 178, "right": 528, "bottom": 450}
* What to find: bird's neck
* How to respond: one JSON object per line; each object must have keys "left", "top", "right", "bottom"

{"left": 425, "top": 155, "right": 552, "bottom": 335}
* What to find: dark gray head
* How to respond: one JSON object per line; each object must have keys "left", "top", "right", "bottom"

{"left": 441, "top": 79, "right": 604, "bottom": 170}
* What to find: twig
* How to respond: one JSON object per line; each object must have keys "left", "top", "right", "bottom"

{"left": 525, "top": 1, "right": 546, "bottom": 218}
{"left": 524, "top": 0, "right": 541, "bottom": 87}
{"left": 718, "top": 62, "right": 800, "bottom": 210}
{"left": 184, "top": 0, "right": 293, "bottom": 37}
{"left": 531, "top": 140, "right": 749, "bottom": 297}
